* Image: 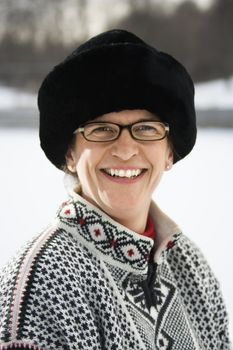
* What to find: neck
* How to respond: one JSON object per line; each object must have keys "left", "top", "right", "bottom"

{"left": 73, "top": 185, "right": 150, "bottom": 234}
{"left": 109, "top": 210, "right": 149, "bottom": 234}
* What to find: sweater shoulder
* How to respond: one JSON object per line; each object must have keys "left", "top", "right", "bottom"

{"left": 0, "top": 222, "right": 93, "bottom": 299}
{"left": 166, "top": 234, "right": 230, "bottom": 339}
{"left": 0, "top": 223, "right": 106, "bottom": 349}
{"left": 166, "top": 233, "right": 219, "bottom": 287}
{"left": 0, "top": 223, "right": 86, "bottom": 342}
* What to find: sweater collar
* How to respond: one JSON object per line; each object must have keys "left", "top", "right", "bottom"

{"left": 56, "top": 190, "right": 154, "bottom": 275}
{"left": 140, "top": 216, "right": 155, "bottom": 240}
{"left": 59, "top": 176, "right": 182, "bottom": 272}
{"left": 148, "top": 201, "right": 182, "bottom": 263}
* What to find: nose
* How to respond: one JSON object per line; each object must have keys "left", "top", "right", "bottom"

{"left": 110, "top": 129, "right": 139, "bottom": 160}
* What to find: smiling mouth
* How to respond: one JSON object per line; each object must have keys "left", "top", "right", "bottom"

{"left": 101, "top": 168, "right": 147, "bottom": 179}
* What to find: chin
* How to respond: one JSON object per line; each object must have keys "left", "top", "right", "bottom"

{"left": 99, "top": 192, "right": 141, "bottom": 213}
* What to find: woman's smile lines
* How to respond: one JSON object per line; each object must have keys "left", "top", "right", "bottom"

{"left": 101, "top": 168, "right": 146, "bottom": 178}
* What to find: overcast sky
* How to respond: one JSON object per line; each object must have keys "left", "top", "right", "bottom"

{"left": 86, "top": 0, "right": 215, "bottom": 39}
{"left": 164, "top": 0, "right": 214, "bottom": 9}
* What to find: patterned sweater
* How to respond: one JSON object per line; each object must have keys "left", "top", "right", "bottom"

{"left": 0, "top": 191, "right": 231, "bottom": 350}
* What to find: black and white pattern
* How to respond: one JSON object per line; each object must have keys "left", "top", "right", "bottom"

{"left": 167, "top": 236, "right": 230, "bottom": 349}
{"left": 57, "top": 199, "right": 153, "bottom": 273}
{"left": 0, "top": 193, "right": 231, "bottom": 350}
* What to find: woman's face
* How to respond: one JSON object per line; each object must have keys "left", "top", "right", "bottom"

{"left": 66, "top": 109, "right": 173, "bottom": 221}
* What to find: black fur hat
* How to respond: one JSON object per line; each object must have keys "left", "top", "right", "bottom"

{"left": 38, "top": 29, "right": 196, "bottom": 168}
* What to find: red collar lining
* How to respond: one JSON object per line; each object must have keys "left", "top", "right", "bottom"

{"left": 140, "top": 216, "right": 155, "bottom": 240}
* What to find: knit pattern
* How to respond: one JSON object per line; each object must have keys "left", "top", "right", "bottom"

{"left": 0, "top": 195, "right": 231, "bottom": 350}
{"left": 57, "top": 198, "right": 154, "bottom": 273}
{"left": 167, "top": 236, "right": 230, "bottom": 349}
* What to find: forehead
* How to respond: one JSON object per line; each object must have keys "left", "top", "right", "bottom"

{"left": 93, "top": 109, "right": 160, "bottom": 124}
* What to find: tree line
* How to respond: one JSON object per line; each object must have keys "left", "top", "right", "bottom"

{"left": 117, "top": 0, "right": 233, "bottom": 82}
{"left": 0, "top": 0, "right": 232, "bottom": 90}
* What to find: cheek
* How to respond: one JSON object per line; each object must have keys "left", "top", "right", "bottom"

{"left": 148, "top": 144, "right": 170, "bottom": 166}
{"left": 75, "top": 149, "right": 93, "bottom": 175}
{"left": 75, "top": 147, "right": 104, "bottom": 187}
{"left": 147, "top": 144, "right": 172, "bottom": 184}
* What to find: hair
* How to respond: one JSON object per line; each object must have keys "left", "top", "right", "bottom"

{"left": 62, "top": 133, "right": 78, "bottom": 177}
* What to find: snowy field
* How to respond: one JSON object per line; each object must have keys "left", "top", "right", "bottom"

{"left": 0, "top": 127, "right": 233, "bottom": 339}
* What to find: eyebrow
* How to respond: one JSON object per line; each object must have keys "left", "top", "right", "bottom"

{"left": 91, "top": 117, "right": 161, "bottom": 123}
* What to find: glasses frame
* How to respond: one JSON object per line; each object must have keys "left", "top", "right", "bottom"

{"left": 74, "top": 119, "right": 170, "bottom": 142}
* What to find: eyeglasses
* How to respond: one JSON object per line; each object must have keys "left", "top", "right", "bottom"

{"left": 74, "top": 120, "right": 169, "bottom": 142}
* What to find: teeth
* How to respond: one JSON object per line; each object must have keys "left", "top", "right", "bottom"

{"left": 126, "top": 170, "right": 131, "bottom": 177}
{"left": 104, "top": 169, "right": 143, "bottom": 178}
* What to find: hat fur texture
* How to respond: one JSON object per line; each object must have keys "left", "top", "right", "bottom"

{"left": 38, "top": 29, "right": 196, "bottom": 168}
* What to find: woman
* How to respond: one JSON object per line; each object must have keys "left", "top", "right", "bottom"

{"left": 0, "top": 29, "right": 230, "bottom": 350}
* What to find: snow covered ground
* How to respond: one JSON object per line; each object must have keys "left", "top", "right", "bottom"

{"left": 0, "top": 85, "right": 36, "bottom": 110}
{"left": 195, "top": 76, "right": 233, "bottom": 109}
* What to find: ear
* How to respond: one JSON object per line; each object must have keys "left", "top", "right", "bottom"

{"left": 65, "top": 148, "right": 77, "bottom": 173}
{"left": 165, "top": 147, "right": 174, "bottom": 171}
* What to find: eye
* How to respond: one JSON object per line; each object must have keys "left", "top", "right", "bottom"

{"left": 131, "top": 121, "right": 166, "bottom": 140}
{"left": 134, "top": 123, "right": 161, "bottom": 135}
{"left": 136, "top": 125, "right": 157, "bottom": 132}
{"left": 84, "top": 123, "right": 119, "bottom": 141}
{"left": 93, "top": 126, "right": 113, "bottom": 132}
{"left": 90, "top": 126, "right": 116, "bottom": 135}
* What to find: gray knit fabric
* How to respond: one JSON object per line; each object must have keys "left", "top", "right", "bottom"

{"left": 0, "top": 194, "right": 230, "bottom": 350}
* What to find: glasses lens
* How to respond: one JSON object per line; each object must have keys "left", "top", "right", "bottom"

{"left": 132, "top": 121, "right": 167, "bottom": 140}
{"left": 84, "top": 123, "right": 119, "bottom": 141}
